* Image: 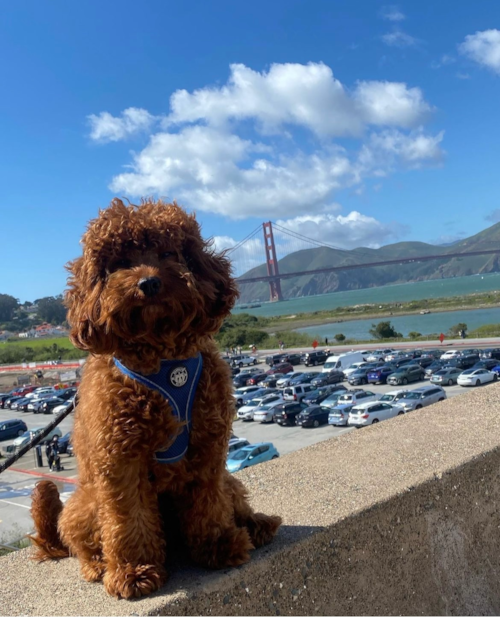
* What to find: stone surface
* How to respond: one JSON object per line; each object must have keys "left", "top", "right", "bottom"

{"left": 2, "top": 384, "right": 500, "bottom": 615}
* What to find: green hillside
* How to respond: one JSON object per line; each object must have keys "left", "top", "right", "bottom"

{"left": 237, "top": 222, "right": 500, "bottom": 303}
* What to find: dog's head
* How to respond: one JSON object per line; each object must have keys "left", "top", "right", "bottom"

{"left": 66, "top": 199, "right": 238, "bottom": 360}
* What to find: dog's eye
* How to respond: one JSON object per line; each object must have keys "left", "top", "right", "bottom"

{"left": 159, "top": 251, "right": 174, "bottom": 260}
{"left": 107, "top": 258, "right": 132, "bottom": 273}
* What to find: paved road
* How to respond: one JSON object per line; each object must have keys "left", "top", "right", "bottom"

{"left": 0, "top": 358, "right": 494, "bottom": 540}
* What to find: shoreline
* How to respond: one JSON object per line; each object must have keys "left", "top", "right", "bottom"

{"left": 264, "top": 302, "right": 500, "bottom": 333}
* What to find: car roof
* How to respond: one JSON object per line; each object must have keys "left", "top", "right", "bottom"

{"left": 352, "top": 401, "right": 380, "bottom": 409}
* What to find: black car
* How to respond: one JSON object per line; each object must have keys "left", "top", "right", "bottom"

{"left": 265, "top": 353, "right": 286, "bottom": 367}
{"left": 259, "top": 376, "right": 281, "bottom": 388}
{"left": 55, "top": 387, "right": 78, "bottom": 401}
{"left": 472, "top": 359, "right": 499, "bottom": 371}
{"left": 274, "top": 402, "right": 308, "bottom": 426}
{"left": 301, "top": 351, "right": 328, "bottom": 367}
{"left": 445, "top": 354, "right": 480, "bottom": 370}
{"left": 39, "top": 397, "right": 67, "bottom": 414}
{"left": 295, "top": 405, "right": 330, "bottom": 428}
{"left": 302, "top": 385, "right": 346, "bottom": 406}
{"left": 280, "top": 353, "right": 301, "bottom": 366}
{"left": 393, "top": 357, "right": 415, "bottom": 369}
{"left": 347, "top": 367, "right": 372, "bottom": 386}
{"left": 310, "top": 370, "right": 344, "bottom": 387}
{"left": 58, "top": 432, "right": 72, "bottom": 454}
{"left": 416, "top": 356, "right": 434, "bottom": 368}
{"left": 424, "top": 360, "right": 445, "bottom": 377}
{"left": 289, "top": 372, "right": 321, "bottom": 385}
{"left": 2, "top": 395, "right": 25, "bottom": 410}
{"left": 481, "top": 348, "right": 500, "bottom": 360}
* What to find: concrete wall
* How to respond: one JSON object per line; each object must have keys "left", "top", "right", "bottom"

{"left": 2, "top": 384, "right": 500, "bottom": 615}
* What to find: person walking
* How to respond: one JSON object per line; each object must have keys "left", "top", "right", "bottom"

{"left": 47, "top": 435, "right": 64, "bottom": 472}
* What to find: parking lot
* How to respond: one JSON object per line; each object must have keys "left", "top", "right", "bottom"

{"left": 0, "top": 357, "right": 492, "bottom": 539}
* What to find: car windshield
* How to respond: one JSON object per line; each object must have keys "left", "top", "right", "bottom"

{"left": 434, "top": 370, "right": 447, "bottom": 376}
{"left": 461, "top": 369, "right": 474, "bottom": 375}
{"left": 338, "top": 394, "right": 353, "bottom": 401}
{"left": 230, "top": 449, "right": 251, "bottom": 461}
{"left": 245, "top": 400, "right": 260, "bottom": 407}
{"left": 403, "top": 392, "right": 422, "bottom": 399}
{"left": 380, "top": 394, "right": 395, "bottom": 402}
{"left": 257, "top": 404, "right": 273, "bottom": 411}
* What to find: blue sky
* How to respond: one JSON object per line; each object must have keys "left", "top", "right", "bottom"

{"left": 2, "top": 0, "right": 500, "bottom": 301}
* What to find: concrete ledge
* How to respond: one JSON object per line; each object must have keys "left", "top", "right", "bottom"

{"left": 3, "top": 384, "right": 500, "bottom": 615}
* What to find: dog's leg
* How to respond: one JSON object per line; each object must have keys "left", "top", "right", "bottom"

{"left": 98, "top": 468, "right": 167, "bottom": 599}
{"left": 58, "top": 486, "right": 104, "bottom": 582}
{"left": 175, "top": 477, "right": 255, "bottom": 569}
{"left": 224, "top": 472, "right": 282, "bottom": 547}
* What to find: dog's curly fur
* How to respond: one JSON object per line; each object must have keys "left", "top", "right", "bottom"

{"left": 29, "top": 198, "right": 281, "bottom": 599}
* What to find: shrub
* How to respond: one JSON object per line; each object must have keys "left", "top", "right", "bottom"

{"left": 334, "top": 333, "right": 346, "bottom": 342}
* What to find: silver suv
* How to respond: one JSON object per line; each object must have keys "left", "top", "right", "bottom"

{"left": 398, "top": 386, "right": 446, "bottom": 412}
{"left": 283, "top": 384, "right": 316, "bottom": 402}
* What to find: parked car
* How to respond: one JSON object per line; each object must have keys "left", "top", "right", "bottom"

{"left": 343, "top": 362, "right": 369, "bottom": 379}
{"left": 27, "top": 395, "right": 60, "bottom": 413}
{"left": 347, "top": 367, "right": 374, "bottom": 386}
{"left": 259, "top": 375, "right": 283, "bottom": 388}
{"left": 415, "top": 356, "right": 435, "bottom": 369}
{"left": 323, "top": 351, "right": 365, "bottom": 373}
{"left": 328, "top": 403, "right": 354, "bottom": 426}
{"left": 301, "top": 351, "right": 328, "bottom": 367}
{"left": 378, "top": 390, "right": 410, "bottom": 406}
{"left": 24, "top": 387, "right": 57, "bottom": 399}
{"left": 228, "top": 438, "right": 250, "bottom": 455}
{"left": 295, "top": 405, "right": 330, "bottom": 428}
{"left": 232, "top": 368, "right": 263, "bottom": 388}
{"left": 480, "top": 348, "right": 500, "bottom": 360}
{"left": 52, "top": 398, "right": 76, "bottom": 415}
{"left": 226, "top": 442, "right": 279, "bottom": 473}
{"left": 283, "top": 384, "right": 317, "bottom": 402}
{"left": 457, "top": 369, "right": 498, "bottom": 387}
{"left": 231, "top": 355, "right": 258, "bottom": 367}
{"left": 274, "top": 402, "right": 309, "bottom": 426}
{"left": 39, "top": 397, "right": 68, "bottom": 414}
{"left": 321, "top": 390, "right": 357, "bottom": 409}
{"left": 245, "top": 372, "right": 269, "bottom": 386}
{"left": 289, "top": 372, "right": 321, "bottom": 385}
{"left": 236, "top": 393, "right": 282, "bottom": 421}
{"left": 336, "top": 389, "right": 380, "bottom": 406}
{"left": 472, "top": 359, "right": 500, "bottom": 371}
{"left": 10, "top": 396, "right": 33, "bottom": 411}
{"left": 440, "top": 349, "right": 461, "bottom": 361}
{"left": 302, "top": 385, "right": 346, "bottom": 406}
{"left": 386, "top": 364, "right": 425, "bottom": 386}
{"left": 265, "top": 353, "right": 286, "bottom": 366}
{"left": 348, "top": 401, "right": 405, "bottom": 427}
{"left": 446, "top": 354, "right": 480, "bottom": 370}
{"left": 424, "top": 360, "right": 446, "bottom": 378}
{"left": 58, "top": 432, "right": 72, "bottom": 454}
{"left": 398, "top": 386, "right": 446, "bottom": 411}
{"left": 367, "top": 365, "right": 396, "bottom": 384}
{"left": 252, "top": 398, "right": 287, "bottom": 423}
{"left": 2, "top": 395, "right": 25, "bottom": 409}
{"left": 0, "top": 419, "right": 28, "bottom": 441}
{"left": 280, "top": 353, "right": 302, "bottom": 366}
{"left": 310, "top": 370, "right": 344, "bottom": 387}
{"left": 276, "top": 372, "right": 303, "bottom": 388}
{"left": 430, "top": 367, "right": 463, "bottom": 386}
{"left": 4, "top": 426, "right": 63, "bottom": 453}
{"left": 233, "top": 386, "right": 267, "bottom": 407}
{"left": 265, "top": 362, "right": 294, "bottom": 376}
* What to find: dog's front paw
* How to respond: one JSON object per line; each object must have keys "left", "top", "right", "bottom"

{"left": 192, "top": 526, "right": 254, "bottom": 569}
{"left": 246, "top": 513, "right": 282, "bottom": 548}
{"left": 103, "top": 563, "right": 166, "bottom": 599}
{"left": 80, "top": 555, "right": 106, "bottom": 582}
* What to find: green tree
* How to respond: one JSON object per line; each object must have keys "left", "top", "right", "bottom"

{"left": 334, "top": 333, "right": 346, "bottom": 342}
{"left": 369, "top": 321, "right": 402, "bottom": 340}
{"left": 408, "top": 331, "right": 422, "bottom": 340}
{"left": 0, "top": 294, "right": 19, "bottom": 321}
{"left": 448, "top": 323, "right": 467, "bottom": 337}
{"left": 36, "top": 296, "right": 67, "bottom": 325}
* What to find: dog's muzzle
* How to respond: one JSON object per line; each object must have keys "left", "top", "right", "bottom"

{"left": 138, "top": 276, "right": 162, "bottom": 297}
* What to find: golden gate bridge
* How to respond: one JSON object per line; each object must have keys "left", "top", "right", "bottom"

{"left": 225, "top": 222, "right": 500, "bottom": 302}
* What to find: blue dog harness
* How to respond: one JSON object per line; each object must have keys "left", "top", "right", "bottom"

{"left": 113, "top": 354, "right": 203, "bottom": 463}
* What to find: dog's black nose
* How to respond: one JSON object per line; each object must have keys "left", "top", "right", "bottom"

{"left": 138, "top": 276, "right": 161, "bottom": 297}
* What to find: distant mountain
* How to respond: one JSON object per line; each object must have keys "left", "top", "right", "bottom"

{"left": 236, "top": 222, "right": 500, "bottom": 303}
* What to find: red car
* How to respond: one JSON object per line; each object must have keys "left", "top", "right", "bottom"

{"left": 12, "top": 385, "right": 36, "bottom": 397}
{"left": 265, "top": 362, "right": 294, "bottom": 376}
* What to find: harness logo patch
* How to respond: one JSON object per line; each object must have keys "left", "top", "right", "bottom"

{"left": 169, "top": 366, "right": 188, "bottom": 388}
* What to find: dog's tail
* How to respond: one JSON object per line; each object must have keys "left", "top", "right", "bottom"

{"left": 28, "top": 480, "right": 69, "bottom": 560}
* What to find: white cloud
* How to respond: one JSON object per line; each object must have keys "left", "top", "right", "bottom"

{"left": 381, "top": 29, "right": 418, "bottom": 48}
{"left": 90, "top": 62, "right": 443, "bottom": 220}
{"left": 431, "top": 54, "right": 456, "bottom": 69}
{"left": 459, "top": 29, "right": 500, "bottom": 74}
{"left": 88, "top": 107, "right": 157, "bottom": 143}
{"left": 380, "top": 5, "right": 405, "bottom": 21}
{"left": 275, "top": 211, "right": 406, "bottom": 249}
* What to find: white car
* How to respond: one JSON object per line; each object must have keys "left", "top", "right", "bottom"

{"left": 440, "top": 349, "right": 461, "bottom": 361}
{"left": 348, "top": 401, "right": 405, "bottom": 427}
{"left": 24, "top": 387, "right": 57, "bottom": 400}
{"left": 457, "top": 369, "right": 498, "bottom": 387}
{"left": 252, "top": 398, "right": 286, "bottom": 423}
{"left": 52, "top": 399, "right": 75, "bottom": 415}
{"left": 237, "top": 393, "right": 283, "bottom": 421}
{"left": 233, "top": 386, "right": 266, "bottom": 407}
{"left": 366, "top": 350, "right": 386, "bottom": 362}
{"left": 378, "top": 390, "right": 410, "bottom": 406}
{"left": 336, "top": 389, "right": 380, "bottom": 406}
{"left": 231, "top": 355, "right": 258, "bottom": 367}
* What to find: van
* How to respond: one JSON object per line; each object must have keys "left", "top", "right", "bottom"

{"left": 323, "top": 351, "right": 364, "bottom": 373}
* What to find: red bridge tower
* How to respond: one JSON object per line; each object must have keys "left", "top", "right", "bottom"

{"left": 263, "top": 221, "right": 283, "bottom": 302}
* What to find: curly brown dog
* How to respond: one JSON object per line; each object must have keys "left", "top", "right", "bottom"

{"left": 30, "top": 198, "right": 281, "bottom": 599}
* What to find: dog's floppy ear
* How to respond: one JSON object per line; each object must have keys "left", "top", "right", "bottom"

{"left": 65, "top": 256, "right": 115, "bottom": 354}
